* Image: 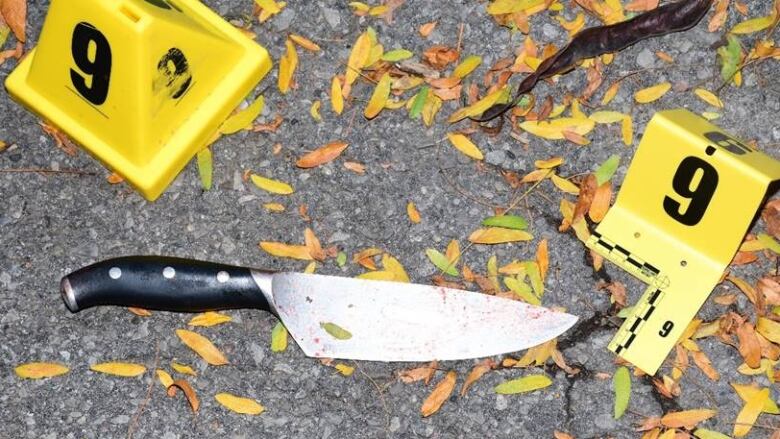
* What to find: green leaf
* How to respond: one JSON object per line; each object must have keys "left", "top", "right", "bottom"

{"left": 693, "top": 428, "right": 733, "bottom": 439}
{"left": 0, "top": 24, "right": 10, "bottom": 49}
{"left": 758, "top": 233, "right": 780, "bottom": 254}
{"left": 523, "top": 261, "right": 543, "bottom": 298}
{"left": 617, "top": 306, "right": 634, "bottom": 319}
{"left": 220, "top": 95, "right": 264, "bottom": 134}
{"left": 613, "top": 366, "right": 631, "bottom": 419}
{"left": 381, "top": 49, "right": 414, "bottom": 62}
{"left": 409, "top": 86, "right": 429, "bottom": 120}
{"left": 481, "top": 215, "right": 528, "bottom": 230}
{"left": 594, "top": 154, "right": 620, "bottom": 186}
{"left": 494, "top": 374, "right": 552, "bottom": 395}
{"left": 426, "top": 249, "right": 458, "bottom": 276}
{"left": 336, "top": 251, "right": 347, "bottom": 267}
{"left": 718, "top": 35, "right": 741, "bottom": 82}
{"left": 320, "top": 322, "right": 352, "bottom": 340}
{"left": 270, "top": 322, "right": 288, "bottom": 352}
{"left": 196, "top": 148, "right": 213, "bottom": 190}
{"left": 504, "top": 277, "right": 539, "bottom": 305}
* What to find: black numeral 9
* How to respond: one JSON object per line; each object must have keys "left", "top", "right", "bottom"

{"left": 663, "top": 156, "right": 718, "bottom": 226}
{"left": 659, "top": 321, "right": 674, "bottom": 337}
{"left": 70, "top": 22, "right": 112, "bottom": 105}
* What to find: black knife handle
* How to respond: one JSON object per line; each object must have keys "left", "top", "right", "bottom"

{"left": 60, "top": 256, "right": 273, "bottom": 313}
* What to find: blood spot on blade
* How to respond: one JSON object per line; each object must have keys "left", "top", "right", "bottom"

{"left": 314, "top": 338, "right": 320, "bottom": 344}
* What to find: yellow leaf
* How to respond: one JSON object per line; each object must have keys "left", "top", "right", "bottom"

{"left": 757, "top": 317, "right": 780, "bottom": 344}
{"left": 171, "top": 362, "right": 197, "bottom": 376}
{"left": 469, "top": 228, "right": 533, "bottom": 244}
{"left": 255, "top": 0, "right": 281, "bottom": 14}
{"left": 535, "top": 156, "right": 563, "bottom": 168}
{"left": 660, "top": 409, "right": 717, "bottom": 429}
{"left": 156, "top": 369, "right": 174, "bottom": 388}
{"left": 448, "top": 87, "right": 506, "bottom": 122}
{"left": 601, "top": 81, "right": 621, "bottom": 106}
{"left": 453, "top": 55, "right": 482, "bottom": 78}
{"left": 346, "top": 32, "right": 371, "bottom": 87}
{"left": 278, "top": 39, "right": 298, "bottom": 94}
{"left": 382, "top": 253, "right": 410, "bottom": 283}
{"left": 445, "top": 239, "right": 460, "bottom": 264}
{"left": 15, "top": 362, "right": 69, "bottom": 379}
{"left": 733, "top": 388, "right": 768, "bottom": 437}
{"left": 349, "top": 1, "right": 370, "bottom": 13}
{"left": 296, "top": 141, "right": 349, "bottom": 168}
{"left": 220, "top": 96, "right": 264, "bottom": 134}
{"left": 263, "top": 203, "right": 285, "bottom": 212}
{"left": 407, "top": 201, "right": 421, "bottom": 223}
{"left": 551, "top": 174, "right": 580, "bottom": 195}
{"left": 520, "top": 118, "right": 595, "bottom": 140}
{"left": 589, "top": 111, "right": 626, "bottom": 124}
{"left": 446, "top": 132, "right": 484, "bottom": 160}
{"left": 259, "top": 241, "right": 313, "bottom": 260}
{"left": 335, "top": 363, "right": 355, "bottom": 376}
{"left": 421, "top": 370, "right": 457, "bottom": 417}
{"left": 250, "top": 174, "right": 294, "bottom": 195}
{"left": 271, "top": 321, "right": 288, "bottom": 352}
{"left": 693, "top": 88, "right": 724, "bottom": 108}
{"left": 90, "top": 362, "right": 147, "bottom": 377}
{"left": 289, "top": 33, "right": 321, "bottom": 51}
{"left": 364, "top": 72, "right": 392, "bottom": 119}
{"left": 304, "top": 261, "right": 317, "bottom": 273}
{"left": 188, "top": 311, "right": 232, "bottom": 327}
{"left": 215, "top": 393, "right": 265, "bottom": 415}
{"left": 331, "top": 76, "right": 344, "bottom": 114}
{"left": 356, "top": 270, "right": 397, "bottom": 281}
{"left": 634, "top": 82, "right": 671, "bottom": 104}
{"left": 175, "top": 329, "right": 229, "bottom": 366}
{"left": 730, "top": 15, "right": 774, "bottom": 34}
{"left": 622, "top": 115, "right": 634, "bottom": 146}
{"left": 732, "top": 383, "right": 780, "bottom": 414}
{"left": 487, "top": 0, "right": 546, "bottom": 15}
{"left": 310, "top": 100, "right": 322, "bottom": 122}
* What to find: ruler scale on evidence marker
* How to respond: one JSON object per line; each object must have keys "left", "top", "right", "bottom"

{"left": 586, "top": 109, "right": 780, "bottom": 375}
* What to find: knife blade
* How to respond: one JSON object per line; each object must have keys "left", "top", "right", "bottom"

{"left": 60, "top": 256, "right": 577, "bottom": 362}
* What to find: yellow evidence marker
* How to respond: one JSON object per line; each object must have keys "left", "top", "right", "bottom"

{"left": 5, "top": 0, "right": 272, "bottom": 200}
{"left": 587, "top": 109, "right": 780, "bottom": 375}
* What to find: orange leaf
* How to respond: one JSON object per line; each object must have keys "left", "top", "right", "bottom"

{"left": 398, "top": 363, "right": 437, "bottom": 383}
{"left": 660, "top": 409, "right": 717, "bottom": 429}
{"left": 737, "top": 322, "right": 761, "bottom": 369}
{"left": 175, "top": 329, "right": 229, "bottom": 366}
{"left": 1, "top": 0, "right": 26, "bottom": 42}
{"left": 345, "top": 32, "right": 371, "bottom": 87}
{"left": 289, "top": 33, "right": 320, "bottom": 52}
{"left": 461, "top": 359, "right": 495, "bottom": 396}
{"left": 422, "top": 45, "right": 459, "bottom": 70}
{"left": 305, "top": 228, "right": 326, "bottom": 261}
{"left": 128, "top": 307, "right": 152, "bottom": 317}
{"left": 90, "top": 362, "right": 146, "bottom": 377}
{"left": 468, "top": 228, "right": 533, "bottom": 244}
{"left": 259, "top": 242, "right": 313, "bottom": 260}
{"left": 167, "top": 379, "right": 200, "bottom": 412}
{"left": 536, "top": 239, "right": 549, "bottom": 282}
{"left": 419, "top": 21, "right": 437, "bottom": 37}
{"left": 407, "top": 201, "right": 421, "bottom": 224}
{"left": 690, "top": 350, "right": 720, "bottom": 381}
{"left": 296, "top": 141, "right": 349, "bottom": 168}
{"left": 588, "top": 181, "right": 612, "bottom": 223}
{"left": 421, "top": 370, "right": 457, "bottom": 417}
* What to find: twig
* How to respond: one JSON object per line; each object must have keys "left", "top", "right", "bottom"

{"left": 354, "top": 362, "right": 392, "bottom": 438}
{"left": 504, "top": 169, "right": 554, "bottom": 213}
{"left": 127, "top": 342, "right": 161, "bottom": 439}
{"left": 0, "top": 168, "right": 98, "bottom": 176}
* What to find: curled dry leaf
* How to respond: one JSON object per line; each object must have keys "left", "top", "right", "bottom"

{"left": 421, "top": 370, "right": 457, "bottom": 417}
{"left": 215, "top": 393, "right": 265, "bottom": 415}
{"left": 175, "top": 329, "right": 229, "bottom": 366}
{"left": 167, "top": 379, "right": 200, "bottom": 412}
{"left": 423, "top": 45, "right": 459, "bottom": 70}
{"left": 90, "top": 362, "right": 147, "bottom": 377}
{"left": 296, "top": 141, "right": 349, "bottom": 169}
{"left": 15, "top": 362, "right": 69, "bottom": 379}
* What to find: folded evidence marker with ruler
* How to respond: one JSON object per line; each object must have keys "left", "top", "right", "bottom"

{"left": 587, "top": 109, "right": 780, "bottom": 375}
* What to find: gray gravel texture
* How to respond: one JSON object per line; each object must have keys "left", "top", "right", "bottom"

{"left": 1, "top": 0, "right": 780, "bottom": 438}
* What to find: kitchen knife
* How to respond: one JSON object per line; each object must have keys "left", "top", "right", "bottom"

{"left": 60, "top": 256, "right": 577, "bottom": 362}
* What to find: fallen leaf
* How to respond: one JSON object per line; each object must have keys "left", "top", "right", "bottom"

{"left": 613, "top": 366, "right": 631, "bottom": 419}
{"left": 156, "top": 369, "right": 174, "bottom": 389}
{"left": 250, "top": 174, "right": 294, "bottom": 195}
{"left": 461, "top": 359, "right": 495, "bottom": 396}
{"left": 622, "top": 115, "right": 634, "bottom": 145}
{"left": 382, "top": 253, "right": 410, "bottom": 282}
{"left": 693, "top": 428, "right": 733, "bottom": 439}
{"left": 296, "top": 141, "right": 349, "bottom": 169}
{"left": 364, "top": 72, "right": 392, "bottom": 119}
{"left": 382, "top": 48, "right": 414, "bottom": 61}
{"left": 448, "top": 86, "right": 506, "bottom": 122}
{"left": 469, "top": 228, "right": 533, "bottom": 244}
{"left": 278, "top": 39, "right": 298, "bottom": 94}
{"left": 15, "top": 362, "right": 69, "bottom": 379}
{"left": 175, "top": 329, "right": 229, "bottom": 365}
{"left": 426, "top": 248, "right": 458, "bottom": 276}
{"left": 321, "top": 322, "right": 353, "bottom": 340}
{"left": 732, "top": 383, "right": 780, "bottom": 414}
{"left": 221, "top": 96, "right": 264, "bottom": 134}
{"left": 0, "top": 0, "right": 25, "bottom": 42}
{"left": 167, "top": 379, "right": 200, "bottom": 412}
{"left": 331, "top": 76, "right": 344, "bottom": 114}
{"left": 595, "top": 155, "right": 621, "bottom": 185}
{"left": 551, "top": 174, "right": 580, "bottom": 194}
{"left": 520, "top": 117, "right": 595, "bottom": 140}
{"left": 494, "top": 374, "right": 552, "bottom": 394}
{"left": 694, "top": 88, "right": 724, "bottom": 108}
{"left": 421, "top": 370, "right": 457, "bottom": 417}
{"left": 634, "top": 82, "right": 671, "bottom": 104}
{"left": 188, "top": 311, "right": 232, "bottom": 327}
{"left": 407, "top": 201, "right": 421, "bottom": 223}
{"left": 660, "top": 409, "right": 717, "bottom": 429}
{"left": 737, "top": 322, "right": 761, "bottom": 368}
{"left": 196, "top": 148, "right": 213, "bottom": 190}
{"left": 128, "top": 307, "right": 151, "bottom": 317}
{"left": 334, "top": 363, "right": 355, "bottom": 376}
{"left": 446, "top": 132, "right": 483, "bottom": 160}
{"left": 259, "top": 242, "right": 313, "bottom": 260}
{"left": 423, "top": 45, "right": 459, "bottom": 69}
{"left": 289, "top": 33, "right": 320, "bottom": 51}
{"left": 482, "top": 215, "right": 528, "bottom": 230}
{"left": 453, "top": 55, "right": 482, "bottom": 78}
{"left": 730, "top": 15, "right": 774, "bottom": 34}
{"left": 733, "top": 387, "right": 768, "bottom": 437}
{"left": 90, "top": 362, "right": 147, "bottom": 377}
{"left": 601, "top": 81, "right": 621, "bottom": 105}
{"left": 215, "top": 392, "right": 265, "bottom": 415}
{"left": 171, "top": 362, "right": 197, "bottom": 376}
{"left": 345, "top": 32, "right": 371, "bottom": 87}
{"left": 419, "top": 21, "right": 437, "bottom": 37}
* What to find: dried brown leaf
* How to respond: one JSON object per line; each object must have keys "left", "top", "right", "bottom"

{"left": 296, "top": 141, "right": 349, "bottom": 168}
{"left": 460, "top": 359, "right": 495, "bottom": 397}
{"left": 167, "top": 379, "right": 200, "bottom": 412}
{"left": 421, "top": 370, "right": 457, "bottom": 417}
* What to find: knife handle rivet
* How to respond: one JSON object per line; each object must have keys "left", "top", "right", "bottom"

{"left": 109, "top": 267, "right": 122, "bottom": 279}
{"left": 163, "top": 267, "right": 176, "bottom": 279}
{"left": 217, "top": 271, "right": 230, "bottom": 283}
